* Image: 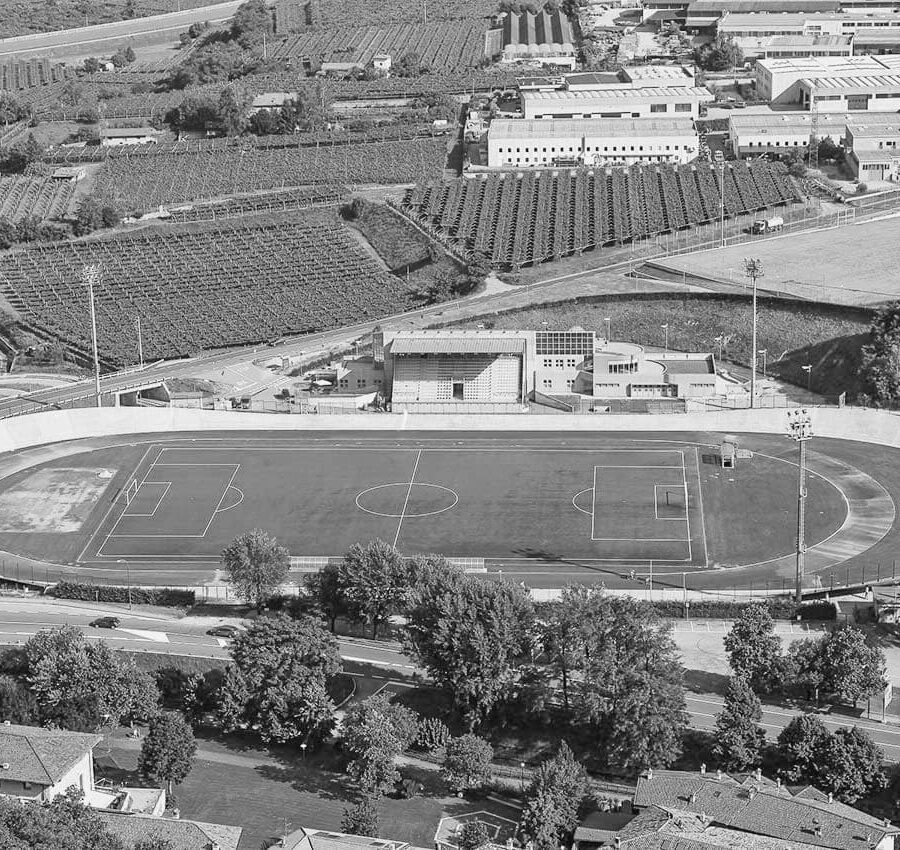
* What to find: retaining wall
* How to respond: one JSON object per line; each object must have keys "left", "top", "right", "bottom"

{"left": 1, "top": 406, "right": 900, "bottom": 455}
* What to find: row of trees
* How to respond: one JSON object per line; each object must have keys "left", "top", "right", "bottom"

{"left": 860, "top": 301, "right": 900, "bottom": 408}
{"left": 724, "top": 603, "right": 886, "bottom": 704}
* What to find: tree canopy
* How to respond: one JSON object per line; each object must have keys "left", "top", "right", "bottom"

{"left": 221, "top": 528, "right": 290, "bottom": 609}
{"left": 441, "top": 734, "right": 493, "bottom": 793}
{"left": 338, "top": 539, "right": 412, "bottom": 638}
{"left": 723, "top": 603, "right": 782, "bottom": 692}
{"left": 861, "top": 300, "right": 900, "bottom": 407}
{"left": 713, "top": 676, "right": 766, "bottom": 771}
{"left": 138, "top": 712, "right": 197, "bottom": 795}
{"left": 0, "top": 791, "right": 124, "bottom": 850}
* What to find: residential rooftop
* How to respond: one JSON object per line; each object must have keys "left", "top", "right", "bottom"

{"left": 0, "top": 723, "right": 100, "bottom": 786}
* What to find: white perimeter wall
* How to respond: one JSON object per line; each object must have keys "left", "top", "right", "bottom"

{"left": 2, "top": 407, "right": 900, "bottom": 455}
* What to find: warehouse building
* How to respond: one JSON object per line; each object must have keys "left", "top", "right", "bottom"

{"left": 800, "top": 72, "right": 900, "bottom": 110}
{"left": 684, "top": 0, "right": 840, "bottom": 33}
{"left": 499, "top": 8, "right": 577, "bottom": 68}
{"left": 759, "top": 33, "right": 854, "bottom": 57}
{"left": 381, "top": 329, "right": 723, "bottom": 411}
{"left": 719, "top": 10, "right": 900, "bottom": 39}
{"left": 521, "top": 86, "right": 713, "bottom": 120}
{"left": 754, "top": 53, "right": 900, "bottom": 101}
{"left": 846, "top": 118, "right": 900, "bottom": 178}
{"left": 487, "top": 117, "right": 698, "bottom": 167}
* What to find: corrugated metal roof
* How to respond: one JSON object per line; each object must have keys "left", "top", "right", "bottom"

{"left": 853, "top": 29, "right": 900, "bottom": 44}
{"left": 391, "top": 336, "right": 526, "bottom": 355}
{"left": 524, "top": 86, "right": 712, "bottom": 101}
{"left": 490, "top": 117, "right": 697, "bottom": 139}
{"left": 801, "top": 72, "right": 900, "bottom": 90}
{"left": 688, "top": 0, "right": 838, "bottom": 11}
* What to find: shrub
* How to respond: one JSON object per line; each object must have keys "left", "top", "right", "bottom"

{"left": 51, "top": 581, "right": 195, "bottom": 607}
{"left": 415, "top": 716, "right": 450, "bottom": 752}
{"left": 649, "top": 599, "right": 835, "bottom": 621}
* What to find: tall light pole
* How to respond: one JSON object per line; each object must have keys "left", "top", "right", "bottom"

{"left": 661, "top": 323, "right": 669, "bottom": 353}
{"left": 82, "top": 265, "right": 102, "bottom": 408}
{"left": 743, "top": 258, "right": 763, "bottom": 409}
{"left": 116, "top": 559, "right": 132, "bottom": 610}
{"left": 802, "top": 364, "right": 812, "bottom": 393}
{"left": 787, "top": 409, "right": 813, "bottom": 602}
{"left": 604, "top": 316, "right": 611, "bottom": 341}
{"left": 135, "top": 316, "right": 143, "bottom": 368}
{"left": 718, "top": 162, "right": 726, "bottom": 248}
{"left": 714, "top": 334, "right": 724, "bottom": 362}
{"left": 758, "top": 348, "right": 767, "bottom": 380}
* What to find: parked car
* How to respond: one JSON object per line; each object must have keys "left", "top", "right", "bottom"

{"left": 206, "top": 624, "right": 242, "bottom": 638}
{"left": 89, "top": 616, "right": 120, "bottom": 629}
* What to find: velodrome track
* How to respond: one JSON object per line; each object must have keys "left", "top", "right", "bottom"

{"left": 0, "top": 408, "right": 898, "bottom": 592}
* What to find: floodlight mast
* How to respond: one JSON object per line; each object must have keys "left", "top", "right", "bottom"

{"left": 82, "top": 265, "right": 102, "bottom": 408}
{"left": 744, "top": 258, "right": 763, "bottom": 409}
{"left": 787, "top": 409, "right": 813, "bottom": 602}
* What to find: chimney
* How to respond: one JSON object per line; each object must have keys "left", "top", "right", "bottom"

{"left": 689, "top": 793, "right": 697, "bottom": 804}
{"left": 748, "top": 786, "right": 758, "bottom": 800}
{"left": 647, "top": 768, "right": 653, "bottom": 781}
{"left": 716, "top": 769, "right": 722, "bottom": 782}
{"left": 828, "top": 793, "right": 833, "bottom": 805}
{"left": 755, "top": 768, "right": 762, "bottom": 782}
{"left": 885, "top": 818, "right": 891, "bottom": 827}
{"left": 776, "top": 778, "right": 781, "bottom": 790}
{"left": 2, "top": 720, "right": 9, "bottom": 726}
{"left": 700, "top": 763, "right": 706, "bottom": 775}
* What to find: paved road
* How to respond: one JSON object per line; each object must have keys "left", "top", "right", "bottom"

{"left": 3, "top": 599, "right": 900, "bottom": 759}
{"left": 0, "top": 2, "right": 242, "bottom": 58}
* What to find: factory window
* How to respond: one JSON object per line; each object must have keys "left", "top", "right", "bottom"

{"left": 651, "top": 103, "right": 667, "bottom": 113}
{"left": 665, "top": 145, "right": 670, "bottom": 151}
{"left": 675, "top": 103, "right": 692, "bottom": 112}
{"left": 567, "top": 358, "right": 577, "bottom": 367}
{"left": 542, "top": 379, "right": 553, "bottom": 388}
{"left": 604, "top": 146, "right": 608, "bottom": 152}
{"left": 339, "top": 379, "right": 349, "bottom": 388}
{"left": 543, "top": 358, "right": 553, "bottom": 367}
{"left": 639, "top": 146, "right": 644, "bottom": 151}
{"left": 556, "top": 359, "right": 565, "bottom": 368}
{"left": 632, "top": 112, "right": 640, "bottom": 117}
{"left": 566, "top": 380, "right": 574, "bottom": 390}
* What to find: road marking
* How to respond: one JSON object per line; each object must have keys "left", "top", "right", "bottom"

{"left": 117, "top": 628, "right": 169, "bottom": 643}
{"left": 392, "top": 449, "right": 422, "bottom": 549}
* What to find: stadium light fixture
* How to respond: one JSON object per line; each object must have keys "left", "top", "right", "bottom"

{"left": 661, "top": 323, "right": 669, "bottom": 353}
{"left": 743, "top": 259, "right": 763, "bottom": 409}
{"left": 786, "top": 409, "right": 813, "bottom": 602}
{"left": 81, "top": 265, "right": 102, "bottom": 408}
{"left": 802, "top": 364, "right": 812, "bottom": 393}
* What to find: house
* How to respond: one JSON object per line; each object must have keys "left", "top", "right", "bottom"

{"left": 50, "top": 166, "right": 86, "bottom": 181}
{"left": 582, "top": 767, "right": 900, "bottom": 850}
{"left": 250, "top": 92, "right": 295, "bottom": 114}
{"left": 278, "top": 826, "right": 408, "bottom": 850}
{"left": 99, "top": 810, "right": 243, "bottom": 850}
{"left": 372, "top": 53, "right": 392, "bottom": 73}
{"left": 0, "top": 722, "right": 101, "bottom": 802}
{"left": 99, "top": 127, "right": 159, "bottom": 147}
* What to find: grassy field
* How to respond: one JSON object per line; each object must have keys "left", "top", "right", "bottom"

{"left": 653, "top": 218, "right": 900, "bottom": 307}
{"left": 350, "top": 201, "right": 434, "bottom": 273}
{"left": 447, "top": 293, "right": 873, "bottom": 399}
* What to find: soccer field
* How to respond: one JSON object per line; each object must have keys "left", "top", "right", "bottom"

{"left": 0, "top": 431, "right": 883, "bottom": 588}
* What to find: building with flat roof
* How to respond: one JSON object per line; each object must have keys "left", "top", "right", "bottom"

{"left": 799, "top": 71, "right": 900, "bottom": 109}
{"left": 685, "top": 0, "right": 840, "bottom": 31}
{"left": 381, "top": 329, "right": 724, "bottom": 411}
{"left": 761, "top": 33, "right": 854, "bottom": 57}
{"left": 854, "top": 27, "right": 900, "bottom": 51}
{"left": 487, "top": 117, "right": 699, "bottom": 167}
{"left": 521, "top": 86, "right": 713, "bottom": 120}
{"left": 846, "top": 118, "right": 900, "bottom": 178}
{"left": 755, "top": 53, "right": 898, "bottom": 100}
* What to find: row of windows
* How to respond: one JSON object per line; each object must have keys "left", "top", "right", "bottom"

{"left": 541, "top": 357, "right": 579, "bottom": 368}
{"left": 533, "top": 103, "right": 694, "bottom": 119}
{"left": 541, "top": 378, "right": 575, "bottom": 389}
{"left": 497, "top": 144, "right": 685, "bottom": 154}
{"left": 745, "top": 139, "right": 804, "bottom": 147}
{"left": 338, "top": 377, "right": 383, "bottom": 389}
{"left": 535, "top": 331, "right": 594, "bottom": 355}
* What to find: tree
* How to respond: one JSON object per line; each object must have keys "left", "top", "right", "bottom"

{"left": 713, "top": 676, "right": 766, "bottom": 771}
{"left": 569, "top": 591, "right": 687, "bottom": 771}
{"left": 231, "top": 0, "right": 273, "bottom": 48}
{"left": 784, "top": 637, "right": 825, "bottom": 701}
{"left": 819, "top": 625, "right": 885, "bottom": 704}
{"left": 723, "top": 603, "right": 783, "bottom": 693}
{"left": 338, "top": 539, "right": 411, "bottom": 638}
{"left": 861, "top": 302, "right": 900, "bottom": 406}
{"left": 457, "top": 821, "right": 491, "bottom": 850}
{"left": 305, "top": 563, "right": 348, "bottom": 632}
{"left": 214, "top": 664, "right": 250, "bottom": 731}
{"left": 227, "top": 614, "right": 340, "bottom": 744}
{"left": 0, "top": 674, "right": 38, "bottom": 724}
{"left": 342, "top": 692, "right": 419, "bottom": 797}
{"left": 442, "top": 734, "right": 493, "bottom": 793}
{"left": 395, "top": 51, "right": 428, "bottom": 77}
{"left": 221, "top": 528, "right": 289, "bottom": 610}
{"left": 694, "top": 34, "right": 743, "bottom": 71}
{"left": 138, "top": 712, "right": 197, "bottom": 795}
{"left": 816, "top": 727, "right": 885, "bottom": 803}
{"left": 403, "top": 566, "right": 534, "bottom": 728}
{"left": 776, "top": 714, "right": 831, "bottom": 783}
{"left": 0, "top": 92, "right": 28, "bottom": 125}
{"left": 341, "top": 796, "right": 379, "bottom": 837}
{"left": 541, "top": 593, "right": 587, "bottom": 711}
{"left": 25, "top": 626, "right": 158, "bottom": 729}
{"left": 216, "top": 84, "right": 253, "bottom": 136}
{"left": 0, "top": 790, "right": 125, "bottom": 850}
{"left": 520, "top": 742, "right": 590, "bottom": 850}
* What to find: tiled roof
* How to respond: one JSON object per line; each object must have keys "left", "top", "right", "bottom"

{"left": 390, "top": 335, "right": 526, "bottom": 355}
{"left": 283, "top": 827, "right": 408, "bottom": 850}
{"left": 633, "top": 770, "right": 896, "bottom": 850}
{"left": 98, "top": 812, "right": 242, "bottom": 850}
{"left": 0, "top": 723, "right": 100, "bottom": 786}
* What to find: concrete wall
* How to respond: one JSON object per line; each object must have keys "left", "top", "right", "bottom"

{"left": 2, "top": 407, "right": 900, "bottom": 455}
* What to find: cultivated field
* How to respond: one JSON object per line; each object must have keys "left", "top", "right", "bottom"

{"left": 652, "top": 217, "right": 900, "bottom": 307}
{"left": 399, "top": 162, "right": 799, "bottom": 269}
{"left": 0, "top": 213, "right": 418, "bottom": 362}
{"left": 274, "top": 0, "right": 501, "bottom": 32}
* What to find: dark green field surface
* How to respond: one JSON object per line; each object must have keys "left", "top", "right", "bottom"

{"left": 0, "top": 430, "right": 893, "bottom": 590}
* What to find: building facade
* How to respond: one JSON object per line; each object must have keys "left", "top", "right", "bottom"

{"left": 846, "top": 118, "right": 900, "bottom": 177}
{"left": 487, "top": 117, "right": 698, "bottom": 167}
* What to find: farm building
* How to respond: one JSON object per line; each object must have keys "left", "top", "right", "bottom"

{"left": 487, "top": 117, "right": 699, "bottom": 167}
{"left": 499, "top": 8, "right": 577, "bottom": 68}
{"left": 846, "top": 118, "right": 900, "bottom": 178}
{"left": 250, "top": 92, "right": 294, "bottom": 113}
{"left": 755, "top": 53, "right": 900, "bottom": 102}
{"left": 381, "top": 329, "right": 724, "bottom": 412}
{"left": 99, "top": 127, "right": 159, "bottom": 147}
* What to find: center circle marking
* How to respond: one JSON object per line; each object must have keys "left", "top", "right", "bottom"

{"left": 355, "top": 482, "right": 459, "bottom": 519}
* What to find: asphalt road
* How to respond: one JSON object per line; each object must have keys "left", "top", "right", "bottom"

{"left": 3, "top": 600, "right": 900, "bottom": 759}
{"left": 0, "top": 2, "right": 243, "bottom": 58}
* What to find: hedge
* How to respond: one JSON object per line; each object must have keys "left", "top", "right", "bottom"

{"left": 50, "top": 581, "right": 195, "bottom": 607}
{"left": 651, "top": 599, "right": 836, "bottom": 621}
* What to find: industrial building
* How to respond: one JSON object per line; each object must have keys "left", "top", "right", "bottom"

{"left": 487, "top": 117, "right": 698, "bottom": 167}
{"left": 755, "top": 53, "right": 900, "bottom": 102}
{"left": 498, "top": 7, "right": 577, "bottom": 68}
{"left": 376, "top": 328, "right": 723, "bottom": 413}
{"left": 846, "top": 118, "right": 900, "bottom": 178}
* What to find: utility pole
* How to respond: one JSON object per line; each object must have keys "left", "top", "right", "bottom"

{"left": 787, "top": 409, "right": 813, "bottom": 602}
{"left": 82, "top": 265, "right": 102, "bottom": 408}
{"left": 743, "top": 258, "right": 763, "bottom": 409}
{"left": 808, "top": 83, "right": 819, "bottom": 172}
{"left": 719, "top": 162, "right": 726, "bottom": 247}
{"left": 135, "top": 316, "right": 143, "bottom": 368}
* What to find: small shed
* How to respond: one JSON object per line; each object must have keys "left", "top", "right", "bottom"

{"left": 100, "top": 127, "right": 158, "bottom": 147}
{"left": 51, "top": 166, "right": 86, "bottom": 182}
{"left": 373, "top": 53, "right": 392, "bottom": 73}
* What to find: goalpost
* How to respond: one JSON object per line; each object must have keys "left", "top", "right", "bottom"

{"left": 124, "top": 479, "right": 139, "bottom": 505}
